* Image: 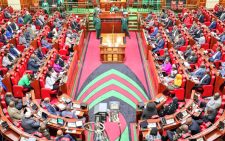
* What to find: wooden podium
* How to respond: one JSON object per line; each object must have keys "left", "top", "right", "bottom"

{"left": 100, "top": 33, "right": 125, "bottom": 63}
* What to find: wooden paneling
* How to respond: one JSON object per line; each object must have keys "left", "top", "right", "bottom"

{"left": 0, "top": 0, "right": 8, "bottom": 8}
{"left": 220, "top": 0, "right": 225, "bottom": 6}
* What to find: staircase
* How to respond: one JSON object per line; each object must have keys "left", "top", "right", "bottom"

{"left": 87, "top": 13, "right": 139, "bottom": 32}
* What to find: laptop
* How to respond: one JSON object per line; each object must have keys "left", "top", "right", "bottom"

{"left": 32, "top": 104, "right": 38, "bottom": 111}
{"left": 57, "top": 118, "right": 64, "bottom": 126}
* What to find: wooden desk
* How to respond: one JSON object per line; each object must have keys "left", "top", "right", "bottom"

{"left": 100, "top": 33, "right": 125, "bottom": 63}
{"left": 99, "top": 12, "right": 124, "bottom": 33}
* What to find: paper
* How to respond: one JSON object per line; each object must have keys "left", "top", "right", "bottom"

{"left": 66, "top": 129, "right": 76, "bottom": 134}
{"left": 67, "top": 122, "right": 76, "bottom": 128}
{"left": 166, "top": 118, "right": 175, "bottom": 124}
{"left": 73, "top": 103, "right": 81, "bottom": 109}
{"left": 147, "top": 123, "right": 157, "bottom": 128}
{"left": 57, "top": 103, "right": 66, "bottom": 110}
{"left": 76, "top": 121, "right": 83, "bottom": 127}
{"left": 49, "top": 119, "right": 57, "bottom": 124}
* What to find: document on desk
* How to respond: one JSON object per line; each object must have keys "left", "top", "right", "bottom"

{"left": 166, "top": 118, "right": 175, "bottom": 124}
{"left": 57, "top": 103, "right": 66, "bottom": 110}
{"left": 182, "top": 110, "right": 188, "bottom": 117}
{"left": 49, "top": 119, "right": 57, "bottom": 124}
{"left": 148, "top": 123, "right": 157, "bottom": 128}
{"left": 76, "top": 121, "right": 83, "bottom": 127}
{"left": 67, "top": 122, "right": 76, "bottom": 128}
{"left": 73, "top": 103, "right": 81, "bottom": 109}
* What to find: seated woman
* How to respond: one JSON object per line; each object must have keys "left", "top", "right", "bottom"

{"left": 159, "top": 97, "right": 179, "bottom": 117}
{"left": 53, "top": 60, "right": 63, "bottom": 73}
{"left": 161, "top": 58, "right": 172, "bottom": 76}
{"left": 141, "top": 102, "right": 158, "bottom": 120}
{"left": 45, "top": 72, "right": 59, "bottom": 90}
{"left": 165, "top": 74, "right": 183, "bottom": 91}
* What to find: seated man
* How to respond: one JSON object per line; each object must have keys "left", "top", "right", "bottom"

{"left": 5, "top": 29, "right": 13, "bottom": 39}
{"left": 208, "top": 47, "right": 222, "bottom": 62}
{"left": 38, "top": 123, "right": 51, "bottom": 140}
{"left": 165, "top": 18, "right": 173, "bottom": 29}
{"left": 55, "top": 129, "right": 76, "bottom": 141}
{"left": 189, "top": 21, "right": 198, "bottom": 35}
{"left": 145, "top": 12, "right": 152, "bottom": 21}
{"left": 45, "top": 72, "right": 59, "bottom": 90}
{"left": 41, "top": 98, "right": 61, "bottom": 116}
{"left": 201, "top": 107, "right": 217, "bottom": 123}
{"left": 2, "top": 52, "right": 13, "bottom": 69}
{"left": 174, "top": 35, "right": 185, "bottom": 49}
{"left": 5, "top": 92, "right": 23, "bottom": 110}
{"left": 35, "top": 47, "right": 44, "bottom": 60}
{"left": 196, "top": 33, "right": 206, "bottom": 45}
{"left": 186, "top": 51, "right": 198, "bottom": 64}
{"left": 185, "top": 117, "right": 200, "bottom": 135}
{"left": 184, "top": 46, "right": 192, "bottom": 59}
{"left": 7, "top": 101, "right": 23, "bottom": 121}
{"left": 9, "top": 44, "right": 20, "bottom": 58}
{"left": 23, "top": 11, "right": 32, "bottom": 24}
{"left": 0, "top": 32, "right": 7, "bottom": 45}
{"left": 150, "top": 26, "right": 158, "bottom": 38}
{"left": 41, "top": 36, "right": 52, "bottom": 49}
{"left": 197, "top": 11, "right": 205, "bottom": 23}
{"left": 35, "top": 17, "right": 44, "bottom": 27}
{"left": 209, "top": 18, "right": 217, "bottom": 30}
{"left": 202, "top": 92, "right": 222, "bottom": 112}
{"left": 191, "top": 65, "right": 206, "bottom": 78}
{"left": 141, "top": 102, "right": 158, "bottom": 120}
{"left": 159, "top": 97, "right": 178, "bottom": 117}
{"left": 18, "top": 16, "right": 24, "bottom": 24}
{"left": 219, "top": 31, "right": 225, "bottom": 42}
{"left": 27, "top": 54, "right": 40, "bottom": 73}
{"left": 18, "top": 73, "right": 33, "bottom": 90}
{"left": 9, "top": 21, "right": 19, "bottom": 32}
{"left": 193, "top": 70, "right": 211, "bottom": 93}
{"left": 220, "top": 12, "right": 225, "bottom": 21}
{"left": 4, "top": 10, "right": 12, "bottom": 19}
{"left": 193, "top": 27, "right": 202, "bottom": 39}
{"left": 110, "top": 4, "right": 119, "bottom": 13}
{"left": 167, "top": 124, "right": 190, "bottom": 141}
{"left": 61, "top": 105, "right": 78, "bottom": 119}
{"left": 152, "top": 36, "right": 165, "bottom": 53}
{"left": 21, "top": 111, "right": 40, "bottom": 134}
{"left": 19, "top": 32, "right": 29, "bottom": 48}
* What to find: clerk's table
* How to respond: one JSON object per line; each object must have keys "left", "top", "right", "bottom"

{"left": 100, "top": 33, "right": 126, "bottom": 63}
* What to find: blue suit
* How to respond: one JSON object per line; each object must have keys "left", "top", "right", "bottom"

{"left": 198, "top": 14, "right": 205, "bottom": 23}
{"left": 209, "top": 21, "right": 217, "bottom": 29}
{"left": 18, "top": 17, "right": 24, "bottom": 24}
{"left": 56, "top": 134, "right": 76, "bottom": 141}
{"left": 152, "top": 39, "right": 165, "bottom": 53}
{"left": 5, "top": 30, "right": 12, "bottom": 39}
{"left": 150, "top": 27, "right": 158, "bottom": 37}
{"left": 220, "top": 34, "right": 225, "bottom": 42}
{"left": 188, "top": 119, "right": 200, "bottom": 135}
{"left": 209, "top": 51, "right": 221, "bottom": 62}
{"left": 192, "top": 68, "right": 206, "bottom": 78}
{"left": 44, "top": 103, "right": 60, "bottom": 116}
{"left": 6, "top": 25, "right": 13, "bottom": 34}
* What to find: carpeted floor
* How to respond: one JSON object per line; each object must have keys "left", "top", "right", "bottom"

{"left": 74, "top": 32, "right": 150, "bottom": 141}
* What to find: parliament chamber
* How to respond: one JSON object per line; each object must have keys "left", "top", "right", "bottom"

{"left": 0, "top": 0, "right": 224, "bottom": 141}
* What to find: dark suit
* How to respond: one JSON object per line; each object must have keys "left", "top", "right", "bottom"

{"left": 4, "top": 11, "right": 11, "bottom": 19}
{"left": 21, "top": 117, "right": 40, "bottom": 134}
{"left": 188, "top": 119, "right": 200, "bottom": 135}
{"left": 202, "top": 109, "right": 217, "bottom": 123}
{"left": 199, "top": 74, "right": 211, "bottom": 85}
{"left": 9, "top": 47, "right": 20, "bottom": 57}
{"left": 0, "top": 34, "right": 7, "bottom": 45}
{"left": 47, "top": 31, "right": 54, "bottom": 39}
{"left": 209, "top": 21, "right": 217, "bottom": 29}
{"left": 209, "top": 51, "right": 222, "bottom": 62}
{"left": 27, "top": 58, "right": 40, "bottom": 73}
{"left": 165, "top": 19, "right": 173, "bottom": 28}
{"left": 36, "top": 49, "right": 44, "bottom": 60}
{"left": 187, "top": 55, "right": 198, "bottom": 64}
{"left": 198, "top": 14, "right": 205, "bottom": 23}
{"left": 193, "top": 29, "right": 202, "bottom": 39}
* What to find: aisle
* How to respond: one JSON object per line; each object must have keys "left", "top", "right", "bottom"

{"left": 74, "top": 32, "right": 150, "bottom": 141}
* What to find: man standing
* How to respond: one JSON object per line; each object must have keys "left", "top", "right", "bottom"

{"left": 110, "top": 4, "right": 119, "bottom": 13}
{"left": 42, "top": 0, "right": 50, "bottom": 14}
{"left": 93, "top": 15, "right": 101, "bottom": 39}
{"left": 94, "top": 5, "right": 101, "bottom": 18}
{"left": 121, "top": 15, "right": 130, "bottom": 38}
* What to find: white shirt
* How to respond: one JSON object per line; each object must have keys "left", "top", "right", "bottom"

{"left": 198, "top": 36, "right": 206, "bottom": 45}
{"left": 206, "top": 96, "right": 222, "bottom": 110}
{"left": 45, "top": 76, "right": 56, "bottom": 89}
{"left": 2, "top": 56, "right": 12, "bottom": 67}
